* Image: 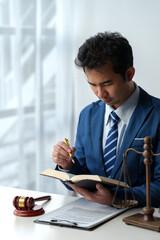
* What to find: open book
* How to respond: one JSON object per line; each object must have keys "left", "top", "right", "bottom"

{"left": 40, "top": 168, "right": 130, "bottom": 191}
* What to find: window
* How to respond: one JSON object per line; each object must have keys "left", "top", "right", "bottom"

{"left": 0, "top": 0, "right": 74, "bottom": 193}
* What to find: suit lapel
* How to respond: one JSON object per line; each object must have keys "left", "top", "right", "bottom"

{"left": 91, "top": 101, "right": 106, "bottom": 175}
{"left": 111, "top": 88, "right": 154, "bottom": 178}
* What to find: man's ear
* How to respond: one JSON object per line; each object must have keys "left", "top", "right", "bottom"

{"left": 125, "top": 67, "right": 135, "bottom": 81}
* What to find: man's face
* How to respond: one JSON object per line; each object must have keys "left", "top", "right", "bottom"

{"left": 85, "top": 62, "right": 135, "bottom": 109}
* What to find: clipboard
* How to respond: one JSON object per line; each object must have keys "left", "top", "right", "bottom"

{"left": 34, "top": 198, "right": 127, "bottom": 230}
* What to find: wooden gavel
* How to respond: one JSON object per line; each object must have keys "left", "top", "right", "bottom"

{"left": 13, "top": 195, "right": 51, "bottom": 210}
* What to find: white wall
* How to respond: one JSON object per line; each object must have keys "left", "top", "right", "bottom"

{"left": 71, "top": 0, "right": 160, "bottom": 132}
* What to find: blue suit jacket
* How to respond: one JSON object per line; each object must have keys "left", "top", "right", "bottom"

{"left": 64, "top": 87, "right": 160, "bottom": 207}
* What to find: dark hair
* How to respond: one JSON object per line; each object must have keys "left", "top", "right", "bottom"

{"left": 75, "top": 31, "right": 133, "bottom": 78}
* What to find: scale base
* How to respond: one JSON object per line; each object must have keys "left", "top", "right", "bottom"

{"left": 123, "top": 213, "right": 160, "bottom": 232}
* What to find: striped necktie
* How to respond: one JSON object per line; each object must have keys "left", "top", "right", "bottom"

{"left": 104, "top": 111, "right": 120, "bottom": 178}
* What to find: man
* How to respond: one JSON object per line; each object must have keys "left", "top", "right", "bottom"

{"left": 52, "top": 32, "right": 160, "bottom": 207}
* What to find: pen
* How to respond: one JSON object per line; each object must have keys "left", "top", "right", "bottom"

{"left": 64, "top": 138, "right": 75, "bottom": 164}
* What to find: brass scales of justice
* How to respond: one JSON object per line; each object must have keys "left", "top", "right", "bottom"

{"left": 112, "top": 136, "right": 160, "bottom": 232}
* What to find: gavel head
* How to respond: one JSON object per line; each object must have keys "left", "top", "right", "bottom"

{"left": 13, "top": 196, "right": 35, "bottom": 210}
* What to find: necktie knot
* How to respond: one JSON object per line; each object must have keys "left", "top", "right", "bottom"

{"left": 110, "top": 112, "right": 120, "bottom": 123}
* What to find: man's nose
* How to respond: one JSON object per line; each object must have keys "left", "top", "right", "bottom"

{"left": 97, "top": 86, "right": 106, "bottom": 98}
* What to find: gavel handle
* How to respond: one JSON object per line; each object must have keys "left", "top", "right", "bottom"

{"left": 34, "top": 195, "right": 51, "bottom": 202}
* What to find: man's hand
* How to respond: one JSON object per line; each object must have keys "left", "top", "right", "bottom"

{"left": 52, "top": 141, "right": 76, "bottom": 170}
{"left": 66, "top": 183, "right": 113, "bottom": 205}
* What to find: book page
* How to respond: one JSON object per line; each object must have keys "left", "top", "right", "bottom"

{"left": 40, "top": 168, "right": 71, "bottom": 181}
{"left": 71, "top": 174, "right": 101, "bottom": 183}
{"left": 35, "top": 198, "right": 126, "bottom": 229}
{"left": 99, "top": 176, "right": 130, "bottom": 188}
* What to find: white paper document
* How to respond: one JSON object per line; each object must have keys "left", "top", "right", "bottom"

{"left": 34, "top": 198, "right": 126, "bottom": 230}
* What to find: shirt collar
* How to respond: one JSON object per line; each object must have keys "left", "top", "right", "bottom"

{"left": 105, "top": 83, "right": 140, "bottom": 125}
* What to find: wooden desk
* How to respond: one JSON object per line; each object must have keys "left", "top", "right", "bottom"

{"left": 1, "top": 186, "right": 160, "bottom": 240}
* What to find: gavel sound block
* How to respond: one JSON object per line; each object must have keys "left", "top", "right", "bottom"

{"left": 13, "top": 195, "right": 51, "bottom": 217}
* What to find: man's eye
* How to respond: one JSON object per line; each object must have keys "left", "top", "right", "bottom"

{"left": 89, "top": 83, "right": 96, "bottom": 87}
{"left": 103, "top": 83, "right": 112, "bottom": 86}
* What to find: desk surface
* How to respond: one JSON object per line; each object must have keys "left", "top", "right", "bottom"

{"left": 1, "top": 186, "right": 160, "bottom": 240}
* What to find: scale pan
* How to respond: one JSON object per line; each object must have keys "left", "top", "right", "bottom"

{"left": 112, "top": 200, "right": 138, "bottom": 209}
